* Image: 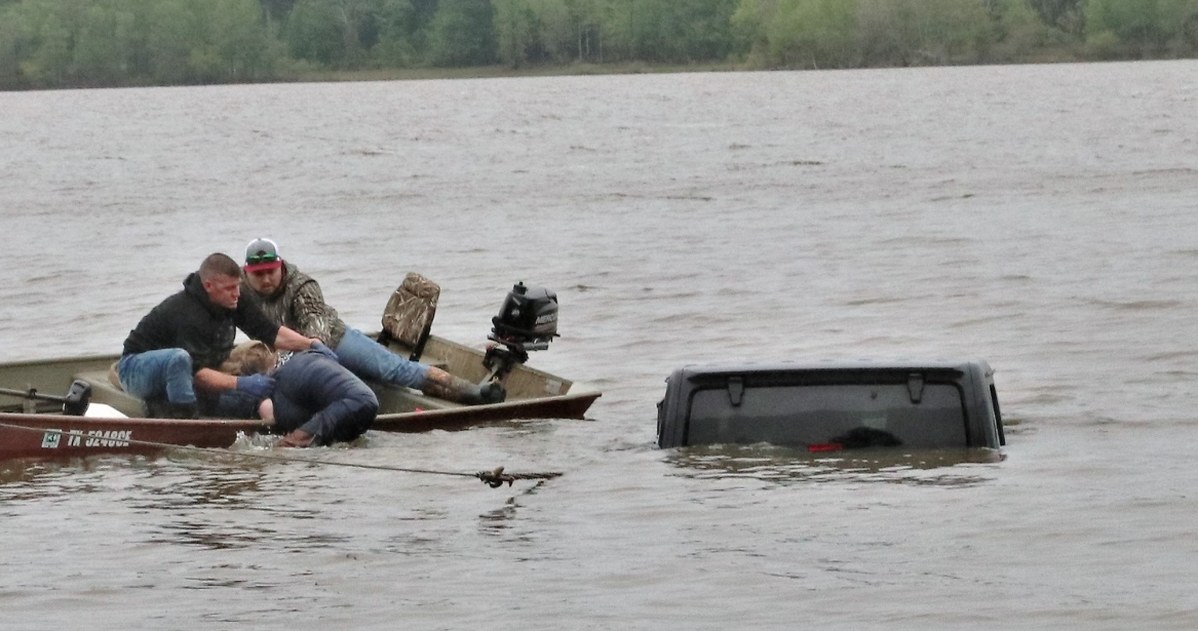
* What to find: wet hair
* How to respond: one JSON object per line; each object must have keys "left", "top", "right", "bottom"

{"left": 220, "top": 341, "right": 277, "bottom": 375}
{"left": 199, "top": 252, "right": 241, "bottom": 280}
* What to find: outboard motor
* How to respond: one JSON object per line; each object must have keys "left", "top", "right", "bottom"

{"left": 491, "top": 282, "right": 558, "bottom": 350}
{"left": 62, "top": 379, "right": 92, "bottom": 416}
{"left": 484, "top": 282, "right": 559, "bottom": 381}
{"left": 0, "top": 380, "right": 91, "bottom": 415}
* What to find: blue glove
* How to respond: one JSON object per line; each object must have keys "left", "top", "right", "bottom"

{"left": 236, "top": 374, "right": 276, "bottom": 399}
{"left": 310, "top": 341, "right": 338, "bottom": 361}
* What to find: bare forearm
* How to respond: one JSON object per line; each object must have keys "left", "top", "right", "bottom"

{"left": 274, "top": 325, "right": 320, "bottom": 351}
{"left": 194, "top": 367, "right": 238, "bottom": 392}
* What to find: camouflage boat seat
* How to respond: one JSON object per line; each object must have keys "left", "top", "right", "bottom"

{"left": 377, "top": 272, "right": 440, "bottom": 361}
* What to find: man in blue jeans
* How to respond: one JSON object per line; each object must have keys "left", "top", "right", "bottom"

{"left": 119, "top": 252, "right": 326, "bottom": 418}
{"left": 239, "top": 238, "right": 504, "bottom": 405}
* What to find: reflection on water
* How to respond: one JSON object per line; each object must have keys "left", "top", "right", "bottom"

{"left": 477, "top": 478, "right": 550, "bottom": 539}
{"left": 136, "top": 460, "right": 273, "bottom": 508}
{"left": 664, "top": 443, "right": 1004, "bottom": 487}
{"left": 0, "top": 455, "right": 154, "bottom": 494}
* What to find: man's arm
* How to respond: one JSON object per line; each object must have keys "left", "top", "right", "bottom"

{"left": 194, "top": 366, "right": 275, "bottom": 400}
{"left": 194, "top": 367, "right": 239, "bottom": 392}
{"left": 274, "top": 325, "right": 320, "bottom": 351}
{"left": 238, "top": 290, "right": 320, "bottom": 349}
{"left": 291, "top": 279, "right": 338, "bottom": 342}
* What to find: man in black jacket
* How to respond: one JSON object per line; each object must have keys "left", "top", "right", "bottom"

{"left": 118, "top": 252, "right": 325, "bottom": 418}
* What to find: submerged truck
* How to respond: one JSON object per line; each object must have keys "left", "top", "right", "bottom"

{"left": 657, "top": 359, "right": 1005, "bottom": 451}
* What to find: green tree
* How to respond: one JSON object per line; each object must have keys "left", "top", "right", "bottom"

{"left": 427, "top": 0, "right": 497, "bottom": 66}
{"left": 4, "top": 0, "right": 1198, "bottom": 89}
{"left": 372, "top": 0, "right": 416, "bottom": 66}
{"left": 0, "top": 3, "right": 31, "bottom": 88}
{"left": 734, "top": 0, "right": 858, "bottom": 68}
{"left": 192, "top": 0, "right": 278, "bottom": 81}
{"left": 625, "top": 0, "right": 677, "bottom": 61}
{"left": 143, "top": 0, "right": 202, "bottom": 83}
{"left": 601, "top": 0, "right": 741, "bottom": 63}
{"left": 1086, "top": 0, "right": 1198, "bottom": 57}
{"left": 6, "top": 0, "right": 82, "bottom": 86}
{"left": 283, "top": 0, "right": 385, "bottom": 68}
{"left": 261, "top": 0, "right": 298, "bottom": 29}
{"left": 565, "top": 0, "right": 602, "bottom": 61}
{"left": 857, "top": 0, "right": 994, "bottom": 66}
{"left": 71, "top": 2, "right": 137, "bottom": 85}
{"left": 494, "top": 0, "right": 539, "bottom": 67}
{"left": 672, "top": 0, "right": 744, "bottom": 61}
{"left": 1025, "top": 0, "right": 1085, "bottom": 35}
{"left": 986, "top": 0, "right": 1073, "bottom": 61}
{"left": 284, "top": 0, "right": 346, "bottom": 64}
{"left": 529, "top": 0, "right": 574, "bottom": 63}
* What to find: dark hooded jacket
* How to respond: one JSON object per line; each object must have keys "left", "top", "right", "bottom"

{"left": 122, "top": 272, "right": 280, "bottom": 372}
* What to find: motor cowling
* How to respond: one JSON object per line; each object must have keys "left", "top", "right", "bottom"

{"left": 490, "top": 282, "right": 558, "bottom": 350}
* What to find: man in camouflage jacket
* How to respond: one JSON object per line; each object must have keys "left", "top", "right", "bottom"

{"left": 240, "top": 238, "right": 504, "bottom": 416}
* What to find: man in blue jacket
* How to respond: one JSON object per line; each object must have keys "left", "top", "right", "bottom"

{"left": 119, "top": 252, "right": 326, "bottom": 418}
{"left": 266, "top": 346, "right": 379, "bottom": 447}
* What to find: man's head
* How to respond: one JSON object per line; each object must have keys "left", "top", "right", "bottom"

{"left": 243, "top": 237, "right": 284, "bottom": 296}
{"left": 199, "top": 253, "right": 242, "bottom": 309}
{"left": 244, "top": 238, "right": 282, "bottom": 272}
{"left": 220, "top": 340, "right": 278, "bottom": 376}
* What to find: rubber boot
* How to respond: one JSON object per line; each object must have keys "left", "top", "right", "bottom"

{"left": 421, "top": 375, "right": 506, "bottom": 405}
{"left": 477, "top": 381, "right": 506, "bottom": 404}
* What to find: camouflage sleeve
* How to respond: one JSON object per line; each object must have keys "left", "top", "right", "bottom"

{"left": 291, "top": 279, "right": 337, "bottom": 342}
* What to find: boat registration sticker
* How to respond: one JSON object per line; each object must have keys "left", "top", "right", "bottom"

{"left": 41, "top": 430, "right": 62, "bottom": 449}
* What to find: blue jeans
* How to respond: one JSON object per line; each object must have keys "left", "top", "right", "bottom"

{"left": 210, "top": 390, "right": 264, "bottom": 419}
{"left": 334, "top": 327, "right": 428, "bottom": 388}
{"left": 118, "top": 349, "right": 196, "bottom": 404}
{"left": 118, "top": 349, "right": 262, "bottom": 418}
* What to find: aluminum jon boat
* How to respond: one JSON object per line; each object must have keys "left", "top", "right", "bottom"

{"left": 0, "top": 277, "right": 600, "bottom": 460}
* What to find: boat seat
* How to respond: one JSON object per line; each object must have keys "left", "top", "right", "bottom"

{"left": 73, "top": 365, "right": 147, "bottom": 418}
{"left": 377, "top": 272, "right": 439, "bottom": 361}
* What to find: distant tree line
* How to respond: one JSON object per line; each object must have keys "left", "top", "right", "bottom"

{"left": 2, "top": 0, "right": 1197, "bottom": 89}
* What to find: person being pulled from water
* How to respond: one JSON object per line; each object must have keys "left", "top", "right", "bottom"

{"left": 118, "top": 253, "right": 329, "bottom": 419}
{"left": 239, "top": 237, "right": 505, "bottom": 405}
{"left": 224, "top": 341, "right": 377, "bottom": 448}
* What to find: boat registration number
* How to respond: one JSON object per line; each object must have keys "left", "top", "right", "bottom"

{"left": 41, "top": 429, "right": 133, "bottom": 449}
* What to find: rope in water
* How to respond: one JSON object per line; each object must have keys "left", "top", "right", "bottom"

{"left": 0, "top": 421, "right": 561, "bottom": 487}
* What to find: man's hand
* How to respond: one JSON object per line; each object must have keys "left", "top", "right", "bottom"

{"left": 279, "top": 429, "right": 314, "bottom": 448}
{"left": 236, "top": 374, "right": 276, "bottom": 399}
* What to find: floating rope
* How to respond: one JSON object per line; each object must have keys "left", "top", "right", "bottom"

{"left": 475, "top": 466, "right": 562, "bottom": 488}
{"left": 0, "top": 421, "right": 561, "bottom": 488}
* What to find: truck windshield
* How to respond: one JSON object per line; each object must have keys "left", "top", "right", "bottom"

{"left": 686, "top": 383, "right": 968, "bottom": 448}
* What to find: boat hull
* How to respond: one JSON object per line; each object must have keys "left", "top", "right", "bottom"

{"left": 0, "top": 413, "right": 267, "bottom": 460}
{"left": 0, "top": 334, "right": 599, "bottom": 461}
{"left": 373, "top": 390, "right": 600, "bottom": 432}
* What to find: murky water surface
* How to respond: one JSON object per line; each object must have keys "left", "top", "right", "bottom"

{"left": 3, "top": 61, "right": 1198, "bottom": 629}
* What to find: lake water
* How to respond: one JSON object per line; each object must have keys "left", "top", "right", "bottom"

{"left": 3, "top": 60, "right": 1198, "bottom": 629}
